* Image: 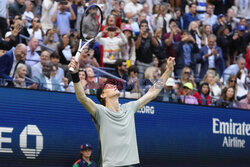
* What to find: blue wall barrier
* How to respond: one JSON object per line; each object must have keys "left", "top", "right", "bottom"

{"left": 0, "top": 87, "right": 250, "bottom": 167}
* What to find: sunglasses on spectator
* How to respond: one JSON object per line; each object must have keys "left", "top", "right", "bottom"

{"left": 184, "top": 72, "right": 191, "bottom": 74}
{"left": 230, "top": 80, "right": 236, "bottom": 83}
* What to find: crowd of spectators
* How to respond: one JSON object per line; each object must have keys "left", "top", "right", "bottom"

{"left": 0, "top": 0, "right": 250, "bottom": 110}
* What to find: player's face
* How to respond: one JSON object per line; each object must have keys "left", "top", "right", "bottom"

{"left": 103, "top": 84, "right": 120, "bottom": 98}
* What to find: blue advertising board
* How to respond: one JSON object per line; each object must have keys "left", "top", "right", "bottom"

{"left": 0, "top": 87, "right": 250, "bottom": 167}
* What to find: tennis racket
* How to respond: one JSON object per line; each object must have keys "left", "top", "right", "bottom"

{"left": 69, "top": 4, "right": 103, "bottom": 72}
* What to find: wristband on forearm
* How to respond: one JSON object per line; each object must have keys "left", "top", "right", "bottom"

{"left": 71, "top": 72, "right": 80, "bottom": 83}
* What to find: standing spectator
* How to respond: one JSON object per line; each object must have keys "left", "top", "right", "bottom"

{"left": 199, "top": 4, "right": 217, "bottom": 27}
{"left": 41, "top": 0, "right": 58, "bottom": 32}
{"left": 23, "top": 0, "right": 34, "bottom": 28}
{"left": 198, "top": 34, "right": 225, "bottom": 79}
{"left": 26, "top": 37, "right": 40, "bottom": 67}
{"left": 27, "top": 17, "right": 44, "bottom": 41}
{"left": 75, "top": 0, "right": 86, "bottom": 34}
{"left": 164, "top": 19, "right": 181, "bottom": 58}
{"left": 180, "top": 82, "right": 198, "bottom": 105}
{"left": 183, "top": 3, "right": 199, "bottom": 30}
{"left": 58, "top": 33, "right": 72, "bottom": 66}
{"left": 9, "top": 0, "right": 26, "bottom": 21}
{"left": 157, "top": 77, "right": 179, "bottom": 103}
{"left": 222, "top": 56, "right": 248, "bottom": 84}
{"left": 0, "top": 0, "right": 9, "bottom": 38}
{"left": 153, "top": 27, "right": 166, "bottom": 62}
{"left": 142, "top": 3, "right": 154, "bottom": 33}
{"left": 226, "top": 8, "right": 239, "bottom": 31}
{"left": 51, "top": 1, "right": 76, "bottom": 35}
{"left": 72, "top": 144, "right": 97, "bottom": 167}
{"left": 96, "top": 26, "right": 127, "bottom": 67}
{"left": 135, "top": 20, "right": 158, "bottom": 78}
{"left": 124, "top": 0, "right": 143, "bottom": 22}
{"left": 201, "top": 24, "right": 212, "bottom": 46}
{"left": 235, "top": 0, "right": 250, "bottom": 20}
{"left": 33, "top": 61, "right": 62, "bottom": 91}
{"left": 239, "top": 91, "right": 250, "bottom": 109}
{"left": 236, "top": 69, "right": 248, "bottom": 100}
{"left": 246, "top": 47, "right": 250, "bottom": 71}
{"left": 43, "top": 28, "right": 62, "bottom": 54}
{"left": 174, "top": 30, "right": 199, "bottom": 77}
{"left": 212, "top": 14, "right": 227, "bottom": 36}
{"left": 210, "top": 0, "right": 234, "bottom": 15}
{"left": 175, "top": 8, "right": 184, "bottom": 31}
{"left": 32, "top": 50, "right": 50, "bottom": 77}
{"left": 0, "top": 44, "right": 31, "bottom": 82}
{"left": 121, "top": 24, "right": 136, "bottom": 65}
{"left": 188, "top": 21, "right": 202, "bottom": 49}
{"left": 196, "top": 0, "right": 207, "bottom": 16}
{"left": 193, "top": 82, "right": 211, "bottom": 106}
{"left": 231, "top": 25, "right": 250, "bottom": 64}
{"left": 215, "top": 87, "right": 238, "bottom": 108}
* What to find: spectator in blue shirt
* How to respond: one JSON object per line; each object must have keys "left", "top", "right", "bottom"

{"left": 51, "top": 1, "right": 76, "bottom": 35}
{"left": 183, "top": 3, "right": 199, "bottom": 30}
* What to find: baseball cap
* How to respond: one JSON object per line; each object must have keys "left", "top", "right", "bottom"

{"left": 237, "top": 25, "right": 246, "bottom": 31}
{"left": 183, "top": 82, "right": 193, "bottom": 90}
{"left": 122, "top": 24, "right": 132, "bottom": 32}
{"left": 5, "top": 31, "right": 12, "bottom": 38}
{"left": 217, "top": 14, "right": 224, "bottom": 19}
{"left": 165, "top": 78, "right": 175, "bottom": 87}
{"left": 80, "top": 144, "right": 92, "bottom": 150}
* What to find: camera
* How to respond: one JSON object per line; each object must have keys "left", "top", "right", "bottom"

{"left": 60, "top": 1, "right": 68, "bottom": 5}
{"left": 108, "top": 26, "right": 117, "bottom": 32}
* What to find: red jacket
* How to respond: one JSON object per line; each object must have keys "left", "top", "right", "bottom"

{"left": 193, "top": 92, "right": 211, "bottom": 106}
{"left": 245, "top": 49, "right": 250, "bottom": 71}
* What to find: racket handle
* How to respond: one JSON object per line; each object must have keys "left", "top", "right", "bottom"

{"left": 69, "top": 51, "right": 81, "bottom": 73}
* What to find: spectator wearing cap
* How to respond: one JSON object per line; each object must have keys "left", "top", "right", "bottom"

{"left": 32, "top": 61, "right": 62, "bottom": 91}
{"left": 183, "top": 3, "right": 199, "bottom": 30}
{"left": 212, "top": 14, "right": 227, "bottom": 35}
{"left": 231, "top": 25, "right": 250, "bottom": 64}
{"left": 121, "top": 24, "right": 135, "bottom": 65}
{"left": 180, "top": 82, "right": 198, "bottom": 105}
{"left": 96, "top": 26, "right": 127, "bottom": 67}
{"left": 198, "top": 34, "right": 225, "bottom": 79}
{"left": 193, "top": 82, "right": 211, "bottom": 105}
{"left": 73, "top": 144, "right": 97, "bottom": 167}
{"left": 135, "top": 20, "right": 158, "bottom": 78}
{"left": 157, "top": 77, "right": 179, "bottom": 102}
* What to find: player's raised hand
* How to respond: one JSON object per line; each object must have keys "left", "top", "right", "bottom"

{"left": 68, "top": 57, "right": 79, "bottom": 73}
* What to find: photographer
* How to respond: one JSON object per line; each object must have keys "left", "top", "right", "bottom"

{"left": 135, "top": 20, "right": 158, "bottom": 78}
{"left": 51, "top": 0, "right": 76, "bottom": 35}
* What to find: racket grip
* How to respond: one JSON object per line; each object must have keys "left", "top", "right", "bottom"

{"left": 69, "top": 51, "right": 81, "bottom": 73}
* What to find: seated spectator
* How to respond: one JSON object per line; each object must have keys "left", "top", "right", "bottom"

{"left": 67, "top": 68, "right": 88, "bottom": 93}
{"left": 239, "top": 91, "right": 250, "bottom": 110}
{"left": 126, "top": 65, "right": 140, "bottom": 93}
{"left": 193, "top": 82, "right": 211, "bottom": 106}
{"left": 198, "top": 34, "right": 225, "bottom": 79}
{"left": 216, "top": 87, "right": 238, "bottom": 108}
{"left": 203, "top": 71, "right": 222, "bottom": 99}
{"left": 113, "top": 59, "right": 128, "bottom": 90}
{"left": 201, "top": 24, "right": 212, "bottom": 46}
{"left": 33, "top": 61, "right": 62, "bottom": 91}
{"left": 222, "top": 56, "right": 248, "bottom": 84}
{"left": 13, "top": 63, "right": 37, "bottom": 89}
{"left": 50, "top": 52, "right": 64, "bottom": 82}
{"left": 189, "top": 21, "right": 202, "bottom": 49}
{"left": 32, "top": 50, "right": 50, "bottom": 78}
{"left": 78, "top": 44, "right": 99, "bottom": 68}
{"left": 26, "top": 37, "right": 40, "bottom": 67}
{"left": 180, "top": 82, "right": 198, "bottom": 105}
{"left": 179, "top": 67, "right": 197, "bottom": 89}
{"left": 85, "top": 66, "right": 106, "bottom": 95}
{"left": 142, "top": 66, "right": 160, "bottom": 93}
{"left": 96, "top": 26, "right": 127, "bottom": 67}
{"left": 51, "top": 1, "right": 76, "bottom": 35}
{"left": 236, "top": 69, "right": 248, "bottom": 100}
{"left": 152, "top": 5, "right": 171, "bottom": 34}
{"left": 72, "top": 144, "right": 97, "bottom": 167}
{"left": 174, "top": 30, "right": 199, "bottom": 77}
{"left": 121, "top": 24, "right": 136, "bottom": 65}
{"left": 0, "top": 44, "right": 32, "bottom": 83}
{"left": 157, "top": 77, "right": 179, "bottom": 103}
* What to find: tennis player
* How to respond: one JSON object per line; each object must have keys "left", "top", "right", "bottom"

{"left": 68, "top": 57, "right": 175, "bottom": 167}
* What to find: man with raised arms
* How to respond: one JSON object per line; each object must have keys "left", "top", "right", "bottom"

{"left": 68, "top": 57, "right": 175, "bottom": 167}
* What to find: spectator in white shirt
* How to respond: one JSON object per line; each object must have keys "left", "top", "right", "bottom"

{"left": 124, "top": 0, "right": 143, "bottom": 22}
